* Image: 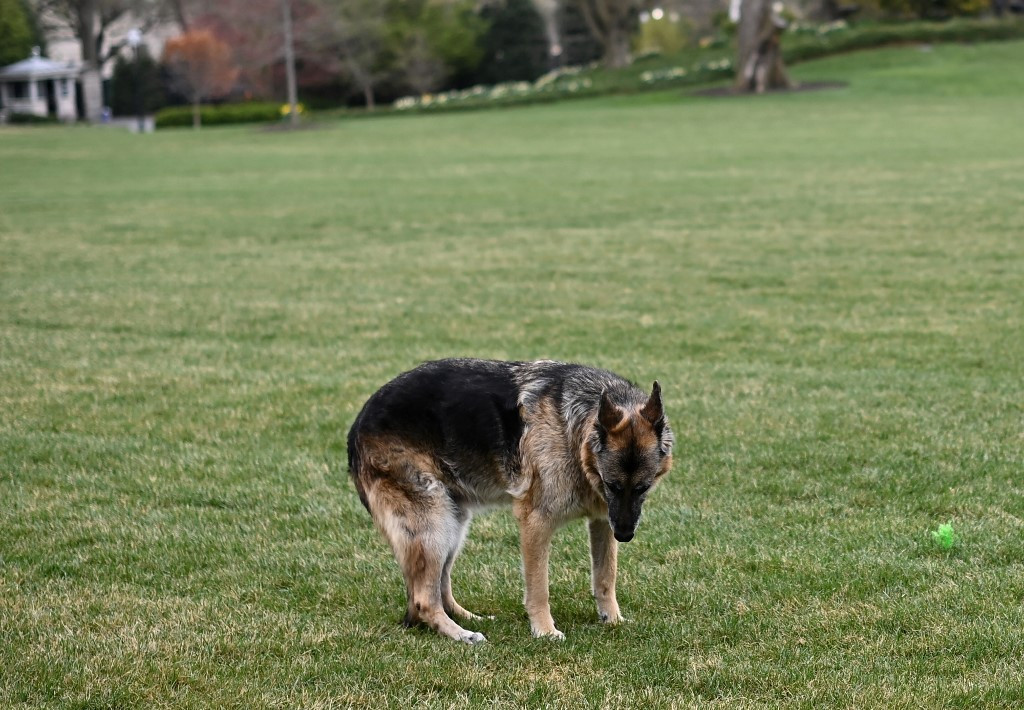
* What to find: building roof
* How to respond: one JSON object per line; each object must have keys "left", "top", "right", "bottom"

{"left": 0, "top": 48, "right": 80, "bottom": 81}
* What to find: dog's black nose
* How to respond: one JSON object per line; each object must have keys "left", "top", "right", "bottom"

{"left": 614, "top": 530, "right": 634, "bottom": 543}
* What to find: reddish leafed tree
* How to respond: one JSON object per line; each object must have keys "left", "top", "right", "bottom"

{"left": 187, "top": 0, "right": 333, "bottom": 101}
{"left": 172, "top": 0, "right": 388, "bottom": 110}
{"left": 163, "top": 29, "right": 239, "bottom": 128}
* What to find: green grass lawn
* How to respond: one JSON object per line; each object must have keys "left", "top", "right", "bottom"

{"left": 2, "top": 41, "right": 1023, "bottom": 708}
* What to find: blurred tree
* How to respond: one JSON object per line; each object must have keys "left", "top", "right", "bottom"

{"left": 184, "top": 0, "right": 334, "bottom": 100}
{"left": 564, "top": 0, "right": 642, "bottom": 68}
{"left": 879, "top": 0, "right": 988, "bottom": 17}
{"left": 634, "top": 11, "right": 690, "bottom": 56}
{"left": 164, "top": 0, "right": 527, "bottom": 107}
{"left": 387, "top": 0, "right": 486, "bottom": 90}
{"left": 110, "top": 43, "right": 165, "bottom": 113}
{"left": 398, "top": 28, "right": 446, "bottom": 94}
{"left": 187, "top": 0, "right": 286, "bottom": 97}
{"left": 28, "top": 0, "right": 170, "bottom": 67}
{"left": 318, "top": 0, "right": 390, "bottom": 109}
{"left": 734, "top": 0, "right": 791, "bottom": 92}
{"left": 281, "top": 0, "right": 298, "bottom": 125}
{"left": 477, "top": 0, "right": 548, "bottom": 84}
{"left": 0, "top": 0, "right": 38, "bottom": 66}
{"left": 162, "top": 28, "right": 237, "bottom": 127}
{"left": 164, "top": 0, "right": 187, "bottom": 28}
{"left": 554, "top": 1, "right": 603, "bottom": 66}
{"left": 27, "top": 0, "right": 171, "bottom": 119}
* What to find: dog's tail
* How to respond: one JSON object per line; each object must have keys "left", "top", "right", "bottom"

{"left": 346, "top": 422, "right": 372, "bottom": 514}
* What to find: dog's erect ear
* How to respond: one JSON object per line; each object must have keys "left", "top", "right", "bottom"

{"left": 598, "top": 391, "right": 625, "bottom": 432}
{"left": 640, "top": 380, "right": 664, "bottom": 425}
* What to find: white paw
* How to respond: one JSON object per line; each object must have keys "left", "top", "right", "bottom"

{"left": 532, "top": 628, "right": 565, "bottom": 640}
{"left": 461, "top": 631, "right": 487, "bottom": 645}
{"left": 598, "top": 610, "right": 625, "bottom": 624}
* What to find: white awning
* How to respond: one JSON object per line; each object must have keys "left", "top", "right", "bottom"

{"left": 0, "top": 48, "right": 81, "bottom": 81}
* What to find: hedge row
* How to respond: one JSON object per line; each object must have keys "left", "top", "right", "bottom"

{"left": 6, "top": 112, "right": 59, "bottom": 124}
{"left": 783, "top": 17, "right": 1024, "bottom": 64}
{"left": 154, "top": 102, "right": 282, "bottom": 129}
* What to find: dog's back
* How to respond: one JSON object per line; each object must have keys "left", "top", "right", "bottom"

{"left": 348, "top": 359, "right": 640, "bottom": 506}
{"left": 348, "top": 359, "right": 526, "bottom": 510}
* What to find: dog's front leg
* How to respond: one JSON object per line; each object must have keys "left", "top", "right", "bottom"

{"left": 516, "top": 508, "right": 564, "bottom": 639}
{"left": 588, "top": 518, "right": 623, "bottom": 624}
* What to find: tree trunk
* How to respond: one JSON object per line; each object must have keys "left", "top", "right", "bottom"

{"left": 77, "top": 0, "right": 103, "bottom": 121}
{"left": 80, "top": 68, "right": 103, "bottom": 122}
{"left": 169, "top": 0, "right": 190, "bottom": 30}
{"left": 735, "top": 0, "right": 793, "bottom": 93}
{"left": 346, "top": 58, "right": 376, "bottom": 112}
{"left": 573, "top": 0, "right": 634, "bottom": 69}
{"left": 602, "top": 24, "right": 631, "bottom": 69}
{"left": 76, "top": 0, "right": 97, "bottom": 65}
{"left": 281, "top": 0, "right": 299, "bottom": 127}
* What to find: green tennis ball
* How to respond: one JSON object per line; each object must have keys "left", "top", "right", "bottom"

{"left": 931, "top": 522, "right": 957, "bottom": 550}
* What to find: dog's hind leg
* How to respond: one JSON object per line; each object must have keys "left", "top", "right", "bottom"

{"left": 440, "top": 514, "right": 489, "bottom": 621}
{"left": 366, "top": 474, "right": 486, "bottom": 644}
{"left": 399, "top": 514, "right": 486, "bottom": 644}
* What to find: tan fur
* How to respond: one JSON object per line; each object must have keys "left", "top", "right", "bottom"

{"left": 588, "top": 518, "right": 621, "bottom": 623}
{"left": 351, "top": 373, "right": 672, "bottom": 643}
{"left": 515, "top": 503, "right": 561, "bottom": 637}
{"left": 357, "top": 435, "right": 485, "bottom": 644}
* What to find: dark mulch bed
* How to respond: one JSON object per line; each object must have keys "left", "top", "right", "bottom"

{"left": 692, "top": 81, "right": 848, "bottom": 98}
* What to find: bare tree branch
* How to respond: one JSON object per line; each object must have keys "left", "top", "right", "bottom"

{"left": 565, "top": 0, "right": 641, "bottom": 68}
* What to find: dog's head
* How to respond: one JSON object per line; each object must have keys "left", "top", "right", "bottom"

{"left": 588, "top": 381, "right": 673, "bottom": 542}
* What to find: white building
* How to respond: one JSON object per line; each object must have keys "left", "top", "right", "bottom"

{"left": 0, "top": 47, "right": 80, "bottom": 122}
{"left": 43, "top": 11, "right": 179, "bottom": 78}
{"left": 39, "top": 9, "right": 180, "bottom": 121}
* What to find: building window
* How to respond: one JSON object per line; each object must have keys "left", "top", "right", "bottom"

{"left": 11, "top": 81, "right": 29, "bottom": 99}
{"left": 60, "top": 78, "right": 69, "bottom": 97}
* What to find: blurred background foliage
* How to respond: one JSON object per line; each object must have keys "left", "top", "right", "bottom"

{"left": 4, "top": 0, "right": 1020, "bottom": 121}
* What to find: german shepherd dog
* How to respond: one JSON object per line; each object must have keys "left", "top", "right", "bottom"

{"left": 347, "top": 359, "right": 673, "bottom": 643}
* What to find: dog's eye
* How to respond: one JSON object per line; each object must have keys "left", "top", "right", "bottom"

{"left": 634, "top": 483, "right": 650, "bottom": 495}
{"left": 606, "top": 481, "right": 623, "bottom": 494}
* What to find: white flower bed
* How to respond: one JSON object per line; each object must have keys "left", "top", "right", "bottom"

{"left": 392, "top": 65, "right": 597, "bottom": 111}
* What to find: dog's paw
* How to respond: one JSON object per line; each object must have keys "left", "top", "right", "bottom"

{"left": 532, "top": 628, "right": 565, "bottom": 640}
{"left": 598, "top": 610, "right": 625, "bottom": 625}
{"left": 460, "top": 631, "right": 487, "bottom": 645}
